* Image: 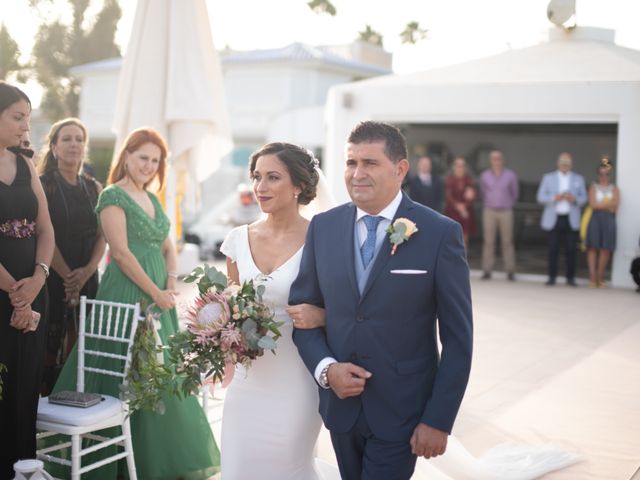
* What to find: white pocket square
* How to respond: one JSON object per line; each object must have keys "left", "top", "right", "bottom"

{"left": 390, "top": 269, "right": 428, "bottom": 275}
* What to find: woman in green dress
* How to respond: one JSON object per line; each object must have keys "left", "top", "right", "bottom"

{"left": 49, "top": 128, "right": 220, "bottom": 479}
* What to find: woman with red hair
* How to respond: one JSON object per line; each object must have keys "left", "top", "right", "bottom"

{"left": 49, "top": 128, "right": 220, "bottom": 479}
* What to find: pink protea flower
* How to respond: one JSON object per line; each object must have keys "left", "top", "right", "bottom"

{"left": 186, "top": 290, "right": 230, "bottom": 333}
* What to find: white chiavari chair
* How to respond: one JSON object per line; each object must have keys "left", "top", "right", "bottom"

{"left": 36, "top": 296, "right": 141, "bottom": 480}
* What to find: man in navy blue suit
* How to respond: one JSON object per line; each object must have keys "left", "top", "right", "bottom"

{"left": 406, "top": 155, "right": 444, "bottom": 212}
{"left": 290, "top": 121, "right": 473, "bottom": 479}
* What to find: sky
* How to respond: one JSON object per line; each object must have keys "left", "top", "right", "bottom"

{"left": 2, "top": 0, "right": 640, "bottom": 106}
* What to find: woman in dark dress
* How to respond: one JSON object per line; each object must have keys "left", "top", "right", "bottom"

{"left": 444, "top": 156, "right": 476, "bottom": 250}
{"left": 38, "top": 118, "right": 105, "bottom": 395}
{"left": 0, "top": 82, "right": 55, "bottom": 478}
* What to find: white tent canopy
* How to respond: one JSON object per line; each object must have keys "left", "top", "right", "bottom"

{"left": 324, "top": 27, "right": 640, "bottom": 288}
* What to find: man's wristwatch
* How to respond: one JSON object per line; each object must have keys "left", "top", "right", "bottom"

{"left": 319, "top": 363, "right": 332, "bottom": 389}
{"left": 36, "top": 262, "right": 50, "bottom": 278}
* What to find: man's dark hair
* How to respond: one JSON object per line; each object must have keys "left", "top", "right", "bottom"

{"left": 347, "top": 121, "right": 408, "bottom": 163}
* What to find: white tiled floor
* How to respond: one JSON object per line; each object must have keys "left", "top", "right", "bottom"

{"left": 182, "top": 272, "right": 640, "bottom": 479}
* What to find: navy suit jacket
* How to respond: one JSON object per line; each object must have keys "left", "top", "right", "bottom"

{"left": 290, "top": 193, "right": 473, "bottom": 442}
{"left": 406, "top": 174, "right": 444, "bottom": 212}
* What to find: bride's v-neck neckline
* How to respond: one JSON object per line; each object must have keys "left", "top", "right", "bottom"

{"left": 244, "top": 225, "right": 303, "bottom": 276}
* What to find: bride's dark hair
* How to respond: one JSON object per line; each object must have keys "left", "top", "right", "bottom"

{"left": 249, "top": 142, "right": 320, "bottom": 205}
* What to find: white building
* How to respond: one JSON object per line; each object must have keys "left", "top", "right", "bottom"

{"left": 71, "top": 41, "right": 390, "bottom": 218}
{"left": 70, "top": 40, "right": 391, "bottom": 262}
{"left": 70, "top": 40, "right": 391, "bottom": 157}
{"left": 323, "top": 27, "right": 640, "bottom": 288}
{"left": 221, "top": 41, "right": 391, "bottom": 153}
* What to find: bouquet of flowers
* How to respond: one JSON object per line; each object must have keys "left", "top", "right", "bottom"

{"left": 166, "top": 264, "right": 282, "bottom": 398}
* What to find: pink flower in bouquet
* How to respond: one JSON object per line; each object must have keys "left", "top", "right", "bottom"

{"left": 220, "top": 326, "right": 242, "bottom": 348}
{"left": 166, "top": 264, "right": 283, "bottom": 398}
{"left": 223, "top": 284, "right": 241, "bottom": 297}
{"left": 187, "top": 291, "right": 230, "bottom": 334}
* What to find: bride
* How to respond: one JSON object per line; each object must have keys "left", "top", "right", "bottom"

{"left": 219, "top": 142, "right": 577, "bottom": 479}
{"left": 220, "top": 142, "right": 327, "bottom": 479}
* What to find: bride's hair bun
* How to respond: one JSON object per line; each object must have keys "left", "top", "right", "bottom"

{"left": 249, "top": 142, "right": 320, "bottom": 205}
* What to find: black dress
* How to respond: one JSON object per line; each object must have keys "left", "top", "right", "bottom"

{"left": 40, "top": 170, "right": 99, "bottom": 394}
{"left": 0, "top": 152, "right": 48, "bottom": 478}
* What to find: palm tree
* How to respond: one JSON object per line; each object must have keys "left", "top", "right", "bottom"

{"left": 307, "top": 0, "right": 336, "bottom": 16}
{"left": 358, "top": 25, "right": 383, "bottom": 47}
{"left": 400, "top": 21, "right": 428, "bottom": 45}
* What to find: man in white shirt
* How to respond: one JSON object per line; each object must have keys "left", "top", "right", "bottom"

{"left": 536, "top": 153, "right": 588, "bottom": 286}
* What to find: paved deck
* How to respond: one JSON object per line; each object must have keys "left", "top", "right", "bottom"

{"left": 184, "top": 272, "right": 639, "bottom": 479}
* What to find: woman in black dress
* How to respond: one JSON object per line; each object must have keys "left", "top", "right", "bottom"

{"left": 0, "top": 82, "right": 54, "bottom": 478}
{"left": 38, "top": 118, "right": 105, "bottom": 394}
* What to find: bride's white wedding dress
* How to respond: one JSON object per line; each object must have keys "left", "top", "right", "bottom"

{"left": 219, "top": 224, "right": 578, "bottom": 480}
{"left": 220, "top": 225, "right": 323, "bottom": 480}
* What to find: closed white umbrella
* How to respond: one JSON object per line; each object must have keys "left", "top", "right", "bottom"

{"left": 113, "top": 0, "right": 232, "bottom": 239}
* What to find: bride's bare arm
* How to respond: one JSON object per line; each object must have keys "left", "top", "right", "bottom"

{"left": 286, "top": 303, "right": 325, "bottom": 329}
{"left": 226, "top": 257, "right": 239, "bottom": 285}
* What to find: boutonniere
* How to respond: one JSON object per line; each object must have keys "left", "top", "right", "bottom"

{"left": 386, "top": 218, "right": 418, "bottom": 255}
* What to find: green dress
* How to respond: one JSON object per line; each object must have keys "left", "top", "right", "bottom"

{"left": 47, "top": 185, "right": 220, "bottom": 479}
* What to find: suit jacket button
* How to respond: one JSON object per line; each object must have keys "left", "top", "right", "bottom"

{"left": 356, "top": 315, "right": 364, "bottom": 322}
{"left": 350, "top": 353, "right": 357, "bottom": 361}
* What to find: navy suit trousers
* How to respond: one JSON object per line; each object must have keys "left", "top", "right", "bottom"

{"left": 330, "top": 409, "right": 417, "bottom": 480}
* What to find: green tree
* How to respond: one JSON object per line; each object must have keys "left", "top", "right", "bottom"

{"left": 400, "top": 21, "right": 428, "bottom": 45}
{"left": 0, "top": 24, "right": 24, "bottom": 81}
{"left": 30, "top": 0, "right": 121, "bottom": 120}
{"left": 358, "top": 25, "right": 383, "bottom": 47}
{"left": 82, "top": 0, "right": 121, "bottom": 63}
{"left": 307, "top": 0, "right": 336, "bottom": 16}
{"left": 306, "top": 1, "right": 428, "bottom": 47}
